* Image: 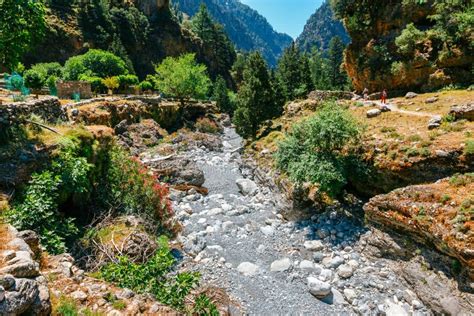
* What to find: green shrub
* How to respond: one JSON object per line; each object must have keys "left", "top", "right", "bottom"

{"left": 195, "top": 117, "right": 220, "bottom": 134}
{"left": 440, "top": 194, "right": 451, "bottom": 204}
{"left": 449, "top": 173, "right": 474, "bottom": 187}
{"left": 24, "top": 69, "right": 45, "bottom": 91}
{"left": 104, "top": 147, "right": 175, "bottom": 234}
{"left": 139, "top": 80, "right": 153, "bottom": 92}
{"left": 79, "top": 75, "right": 106, "bottom": 94}
{"left": 464, "top": 139, "right": 474, "bottom": 155}
{"left": 275, "top": 101, "right": 364, "bottom": 197}
{"left": 56, "top": 296, "right": 79, "bottom": 316}
{"left": 100, "top": 237, "right": 214, "bottom": 311}
{"left": 193, "top": 294, "right": 219, "bottom": 316}
{"left": 6, "top": 136, "right": 92, "bottom": 254}
{"left": 395, "top": 23, "right": 425, "bottom": 56}
{"left": 117, "top": 74, "right": 139, "bottom": 90}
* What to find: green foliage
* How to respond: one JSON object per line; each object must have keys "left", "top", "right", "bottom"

{"left": 100, "top": 237, "right": 208, "bottom": 310}
{"left": 395, "top": 23, "right": 426, "bottom": 56}
{"left": 191, "top": 4, "right": 236, "bottom": 82}
{"left": 213, "top": 76, "right": 233, "bottom": 113}
{"left": 79, "top": 75, "right": 106, "bottom": 94}
{"left": 56, "top": 296, "right": 79, "bottom": 316}
{"left": 5, "top": 135, "right": 93, "bottom": 254}
{"left": 275, "top": 101, "right": 364, "bottom": 197}
{"left": 117, "top": 74, "right": 139, "bottom": 91}
{"left": 328, "top": 36, "right": 348, "bottom": 89}
{"left": 195, "top": 117, "right": 220, "bottom": 134}
{"left": 464, "top": 140, "right": 474, "bottom": 155}
{"left": 24, "top": 69, "right": 45, "bottom": 91}
{"left": 102, "top": 77, "right": 120, "bottom": 93}
{"left": 103, "top": 147, "right": 174, "bottom": 233}
{"left": 276, "top": 43, "right": 314, "bottom": 101}
{"left": 153, "top": 53, "right": 211, "bottom": 102}
{"left": 193, "top": 294, "right": 219, "bottom": 316}
{"left": 63, "top": 49, "right": 128, "bottom": 81}
{"left": 233, "top": 52, "right": 281, "bottom": 138}
{"left": 449, "top": 173, "right": 474, "bottom": 187}
{"left": 139, "top": 80, "right": 154, "bottom": 92}
{"left": 0, "top": 0, "right": 46, "bottom": 70}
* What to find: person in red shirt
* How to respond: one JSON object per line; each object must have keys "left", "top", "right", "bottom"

{"left": 381, "top": 89, "right": 388, "bottom": 104}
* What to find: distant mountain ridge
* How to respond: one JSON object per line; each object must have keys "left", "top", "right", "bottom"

{"left": 296, "top": 1, "right": 350, "bottom": 52}
{"left": 173, "top": 0, "right": 293, "bottom": 66}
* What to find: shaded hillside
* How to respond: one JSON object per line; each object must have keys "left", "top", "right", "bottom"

{"left": 23, "top": 0, "right": 232, "bottom": 81}
{"left": 332, "top": 0, "right": 473, "bottom": 93}
{"left": 173, "top": 0, "right": 293, "bottom": 66}
{"left": 296, "top": 1, "right": 350, "bottom": 52}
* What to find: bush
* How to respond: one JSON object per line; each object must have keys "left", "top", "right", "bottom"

{"left": 24, "top": 69, "right": 45, "bottom": 91}
{"left": 63, "top": 49, "right": 128, "bottom": 80}
{"left": 31, "top": 62, "right": 63, "bottom": 79}
{"left": 464, "top": 139, "right": 474, "bottom": 156}
{"left": 79, "top": 75, "right": 106, "bottom": 94}
{"left": 139, "top": 80, "right": 153, "bottom": 92}
{"left": 102, "top": 76, "right": 120, "bottom": 93}
{"left": 117, "top": 74, "right": 139, "bottom": 91}
{"left": 6, "top": 135, "right": 92, "bottom": 254}
{"left": 100, "top": 237, "right": 216, "bottom": 311}
{"left": 104, "top": 147, "right": 175, "bottom": 234}
{"left": 275, "top": 101, "right": 364, "bottom": 197}
{"left": 395, "top": 23, "right": 425, "bottom": 56}
{"left": 195, "top": 117, "right": 220, "bottom": 134}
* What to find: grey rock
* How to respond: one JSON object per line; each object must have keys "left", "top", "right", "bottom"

{"left": 425, "top": 97, "right": 438, "bottom": 104}
{"left": 343, "top": 288, "right": 357, "bottom": 303}
{"left": 0, "top": 261, "right": 39, "bottom": 278}
{"left": 237, "top": 262, "right": 260, "bottom": 276}
{"left": 0, "top": 278, "right": 39, "bottom": 315}
{"left": 71, "top": 290, "right": 87, "bottom": 302}
{"left": 307, "top": 276, "right": 331, "bottom": 298}
{"left": 449, "top": 103, "right": 474, "bottom": 121}
{"left": 304, "top": 240, "right": 324, "bottom": 251}
{"left": 299, "top": 260, "right": 315, "bottom": 272}
{"left": 270, "top": 258, "right": 292, "bottom": 272}
{"left": 0, "top": 275, "right": 15, "bottom": 290}
{"left": 236, "top": 179, "right": 258, "bottom": 196}
{"left": 405, "top": 92, "right": 418, "bottom": 99}
{"left": 367, "top": 109, "right": 381, "bottom": 118}
{"left": 260, "top": 226, "right": 274, "bottom": 236}
{"left": 428, "top": 116, "right": 442, "bottom": 130}
{"left": 337, "top": 264, "right": 354, "bottom": 279}
{"left": 313, "top": 252, "right": 324, "bottom": 263}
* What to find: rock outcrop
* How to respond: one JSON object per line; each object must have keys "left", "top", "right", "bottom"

{"left": 450, "top": 103, "right": 474, "bottom": 122}
{"left": 0, "top": 226, "right": 51, "bottom": 315}
{"left": 363, "top": 175, "right": 474, "bottom": 277}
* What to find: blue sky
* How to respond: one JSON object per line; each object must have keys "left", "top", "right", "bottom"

{"left": 240, "top": 0, "right": 324, "bottom": 38}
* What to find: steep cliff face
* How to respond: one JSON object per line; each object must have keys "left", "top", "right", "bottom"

{"left": 332, "top": 0, "right": 473, "bottom": 93}
{"left": 173, "top": 0, "right": 293, "bottom": 66}
{"left": 23, "top": 0, "right": 224, "bottom": 79}
{"left": 296, "top": 1, "right": 350, "bottom": 52}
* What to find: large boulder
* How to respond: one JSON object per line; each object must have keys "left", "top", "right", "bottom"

{"left": 366, "top": 109, "right": 381, "bottom": 118}
{"left": 116, "top": 119, "right": 168, "bottom": 155}
{"left": 146, "top": 156, "right": 205, "bottom": 187}
{"left": 307, "top": 277, "right": 331, "bottom": 298}
{"left": 236, "top": 179, "right": 258, "bottom": 196}
{"left": 449, "top": 103, "right": 474, "bottom": 121}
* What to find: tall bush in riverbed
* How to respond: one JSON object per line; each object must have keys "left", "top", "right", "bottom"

{"left": 275, "top": 101, "right": 364, "bottom": 197}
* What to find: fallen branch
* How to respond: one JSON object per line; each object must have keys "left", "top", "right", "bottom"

{"left": 25, "top": 120, "right": 62, "bottom": 135}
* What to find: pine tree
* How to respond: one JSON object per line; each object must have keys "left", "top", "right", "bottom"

{"left": 276, "top": 42, "right": 302, "bottom": 101}
{"left": 213, "top": 76, "right": 233, "bottom": 114}
{"left": 310, "top": 47, "right": 331, "bottom": 90}
{"left": 233, "top": 52, "right": 278, "bottom": 139}
{"left": 328, "top": 36, "right": 347, "bottom": 90}
{"left": 191, "top": 4, "right": 215, "bottom": 42}
{"left": 298, "top": 52, "right": 314, "bottom": 97}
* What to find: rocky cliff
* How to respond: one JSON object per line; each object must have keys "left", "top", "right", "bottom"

{"left": 173, "top": 0, "right": 293, "bottom": 66}
{"left": 332, "top": 0, "right": 473, "bottom": 92}
{"left": 23, "top": 0, "right": 226, "bottom": 80}
{"left": 296, "top": 1, "right": 350, "bottom": 53}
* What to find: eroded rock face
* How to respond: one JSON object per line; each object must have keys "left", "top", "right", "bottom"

{"left": 363, "top": 176, "right": 474, "bottom": 277}
{"left": 116, "top": 119, "right": 168, "bottom": 156}
{"left": 146, "top": 156, "right": 205, "bottom": 187}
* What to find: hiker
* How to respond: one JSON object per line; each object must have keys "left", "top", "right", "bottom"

{"left": 381, "top": 89, "right": 388, "bottom": 104}
{"left": 363, "top": 87, "right": 369, "bottom": 100}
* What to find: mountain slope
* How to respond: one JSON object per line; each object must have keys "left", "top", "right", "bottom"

{"left": 173, "top": 0, "right": 293, "bottom": 66}
{"left": 296, "top": 1, "right": 350, "bottom": 52}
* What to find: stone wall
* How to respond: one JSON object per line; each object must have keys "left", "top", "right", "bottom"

{"left": 0, "top": 97, "right": 67, "bottom": 129}
{"left": 0, "top": 226, "right": 51, "bottom": 315}
{"left": 57, "top": 81, "right": 92, "bottom": 100}
{"left": 308, "top": 90, "right": 355, "bottom": 101}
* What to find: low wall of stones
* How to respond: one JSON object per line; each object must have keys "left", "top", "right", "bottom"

{"left": 308, "top": 90, "right": 355, "bottom": 101}
{"left": 0, "top": 226, "right": 51, "bottom": 315}
{"left": 0, "top": 96, "right": 67, "bottom": 127}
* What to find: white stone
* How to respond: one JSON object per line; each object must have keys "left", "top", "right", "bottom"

{"left": 222, "top": 221, "right": 234, "bottom": 232}
{"left": 206, "top": 208, "right": 223, "bottom": 216}
{"left": 337, "top": 264, "right": 354, "bottom": 279}
{"left": 343, "top": 289, "right": 357, "bottom": 303}
{"left": 385, "top": 300, "right": 409, "bottom": 316}
{"left": 71, "top": 290, "right": 87, "bottom": 302}
{"left": 307, "top": 276, "right": 331, "bottom": 298}
{"left": 236, "top": 179, "right": 258, "bottom": 196}
{"left": 304, "top": 240, "right": 324, "bottom": 251}
{"left": 237, "top": 262, "right": 259, "bottom": 276}
{"left": 260, "top": 226, "right": 274, "bottom": 236}
{"left": 299, "top": 260, "right": 315, "bottom": 272}
{"left": 367, "top": 109, "right": 381, "bottom": 118}
{"left": 270, "top": 258, "right": 292, "bottom": 272}
{"left": 319, "top": 269, "right": 333, "bottom": 282}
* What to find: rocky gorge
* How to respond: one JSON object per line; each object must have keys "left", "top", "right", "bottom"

{"left": 0, "top": 93, "right": 473, "bottom": 314}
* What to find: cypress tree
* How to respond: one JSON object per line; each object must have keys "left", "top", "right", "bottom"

{"left": 233, "top": 52, "right": 277, "bottom": 138}
{"left": 213, "top": 75, "right": 233, "bottom": 114}
{"left": 328, "top": 36, "right": 347, "bottom": 90}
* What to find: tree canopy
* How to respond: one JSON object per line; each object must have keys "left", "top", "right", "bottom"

{"left": 153, "top": 53, "right": 211, "bottom": 102}
{"left": 0, "top": 0, "right": 46, "bottom": 70}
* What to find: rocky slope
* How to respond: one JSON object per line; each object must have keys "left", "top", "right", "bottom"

{"left": 332, "top": 0, "right": 473, "bottom": 92}
{"left": 23, "top": 0, "right": 228, "bottom": 80}
{"left": 296, "top": 1, "right": 350, "bottom": 52}
{"left": 173, "top": 0, "right": 293, "bottom": 66}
